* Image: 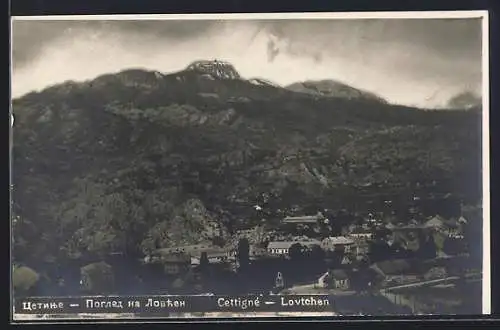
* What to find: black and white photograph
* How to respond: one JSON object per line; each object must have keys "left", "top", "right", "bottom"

{"left": 10, "top": 11, "right": 489, "bottom": 319}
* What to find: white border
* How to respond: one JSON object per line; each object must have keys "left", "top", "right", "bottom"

{"left": 10, "top": 10, "right": 490, "bottom": 318}
{"left": 481, "top": 12, "right": 490, "bottom": 315}
{"left": 11, "top": 11, "right": 488, "bottom": 21}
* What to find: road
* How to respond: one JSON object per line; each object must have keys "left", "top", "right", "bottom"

{"left": 280, "top": 283, "right": 358, "bottom": 296}
{"left": 283, "top": 274, "right": 478, "bottom": 294}
{"left": 383, "top": 276, "right": 460, "bottom": 292}
{"left": 380, "top": 275, "right": 480, "bottom": 314}
{"left": 280, "top": 284, "right": 318, "bottom": 294}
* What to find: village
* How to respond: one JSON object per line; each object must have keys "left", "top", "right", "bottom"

{"left": 142, "top": 200, "right": 482, "bottom": 314}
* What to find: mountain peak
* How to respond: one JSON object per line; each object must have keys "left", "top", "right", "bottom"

{"left": 185, "top": 59, "right": 241, "bottom": 80}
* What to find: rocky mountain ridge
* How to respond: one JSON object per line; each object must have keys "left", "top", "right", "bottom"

{"left": 185, "top": 60, "right": 242, "bottom": 80}
{"left": 286, "top": 80, "right": 388, "bottom": 104}
{"left": 16, "top": 60, "right": 387, "bottom": 106}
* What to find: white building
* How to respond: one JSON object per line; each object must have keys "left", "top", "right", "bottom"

{"left": 267, "top": 239, "right": 322, "bottom": 256}
{"left": 321, "top": 236, "right": 355, "bottom": 253}
{"left": 349, "top": 232, "right": 373, "bottom": 239}
{"left": 267, "top": 241, "right": 294, "bottom": 255}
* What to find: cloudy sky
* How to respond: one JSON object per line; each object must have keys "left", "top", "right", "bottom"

{"left": 11, "top": 14, "right": 485, "bottom": 108}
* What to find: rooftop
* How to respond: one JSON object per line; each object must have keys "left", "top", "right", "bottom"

{"left": 322, "top": 236, "right": 355, "bottom": 245}
{"left": 267, "top": 240, "right": 320, "bottom": 250}
{"left": 155, "top": 243, "right": 225, "bottom": 257}
{"left": 160, "top": 253, "right": 191, "bottom": 263}
{"left": 283, "top": 215, "right": 320, "bottom": 223}
{"left": 330, "top": 269, "right": 349, "bottom": 280}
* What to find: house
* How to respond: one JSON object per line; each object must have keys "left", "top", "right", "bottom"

{"left": 317, "top": 272, "right": 330, "bottom": 288}
{"left": 225, "top": 248, "right": 237, "bottom": 259}
{"left": 328, "top": 269, "right": 351, "bottom": 290}
{"left": 267, "top": 241, "right": 294, "bottom": 255}
{"left": 370, "top": 259, "right": 420, "bottom": 285}
{"left": 207, "top": 251, "right": 228, "bottom": 263}
{"left": 161, "top": 253, "right": 191, "bottom": 275}
{"left": 346, "top": 224, "right": 360, "bottom": 233}
{"left": 225, "top": 239, "right": 269, "bottom": 260}
{"left": 190, "top": 256, "right": 200, "bottom": 265}
{"left": 321, "top": 236, "right": 355, "bottom": 253}
{"left": 424, "top": 215, "right": 446, "bottom": 230}
{"left": 425, "top": 215, "right": 463, "bottom": 237}
{"left": 341, "top": 255, "right": 352, "bottom": 265}
{"left": 191, "top": 250, "right": 230, "bottom": 266}
{"left": 267, "top": 239, "right": 322, "bottom": 256}
{"left": 442, "top": 219, "right": 463, "bottom": 238}
{"left": 389, "top": 229, "right": 421, "bottom": 252}
{"left": 353, "top": 239, "right": 370, "bottom": 257}
{"left": 156, "top": 242, "right": 212, "bottom": 256}
{"left": 249, "top": 246, "right": 268, "bottom": 259}
{"left": 156, "top": 243, "right": 228, "bottom": 263}
{"left": 348, "top": 229, "right": 373, "bottom": 240}
{"left": 282, "top": 212, "right": 325, "bottom": 225}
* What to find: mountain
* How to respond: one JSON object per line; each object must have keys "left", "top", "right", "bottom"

{"left": 447, "top": 91, "right": 482, "bottom": 110}
{"left": 12, "top": 60, "right": 481, "bottom": 268}
{"left": 286, "top": 80, "right": 388, "bottom": 104}
{"left": 248, "top": 78, "right": 281, "bottom": 88}
{"left": 184, "top": 60, "right": 241, "bottom": 80}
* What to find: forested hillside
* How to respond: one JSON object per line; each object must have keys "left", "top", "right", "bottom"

{"left": 11, "top": 63, "right": 482, "bottom": 272}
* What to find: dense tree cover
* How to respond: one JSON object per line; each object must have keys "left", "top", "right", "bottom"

{"left": 12, "top": 266, "right": 40, "bottom": 296}
{"left": 11, "top": 67, "right": 482, "bottom": 293}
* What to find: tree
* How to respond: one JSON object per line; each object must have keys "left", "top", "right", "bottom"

{"left": 56, "top": 182, "right": 138, "bottom": 259}
{"left": 288, "top": 243, "right": 304, "bottom": 260}
{"left": 12, "top": 214, "right": 47, "bottom": 264}
{"left": 200, "top": 252, "right": 209, "bottom": 268}
{"left": 171, "top": 277, "right": 185, "bottom": 291}
{"left": 418, "top": 234, "right": 437, "bottom": 260}
{"left": 309, "top": 244, "right": 326, "bottom": 260}
{"left": 368, "top": 240, "right": 391, "bottom": 263}
{"left": 80, "top": 262, "right": 115, "bottom": 294}
{"left": 13, "top": 266, "right": 40, "bottom": 297}
{"left": 350, "top": 269, "right": 372, "bottom": 294}
{"left": 326, "top": 249, "right": 345, "bottom": 269}
{"left": 373, "top": 227, "right": 391, "bottom": 240}
{"left": 237, "top": 238, "right": 250, "bottom": 269}
{"left": 199, "top": 252, "right": 210, "bottom": 278}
